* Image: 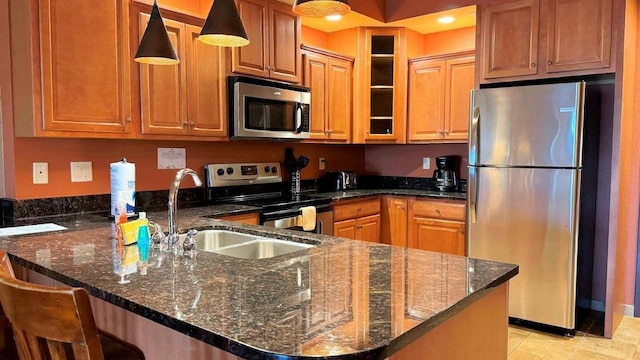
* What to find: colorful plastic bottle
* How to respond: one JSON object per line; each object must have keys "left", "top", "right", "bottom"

{"left": 137, "top": 212, "right": 150, "bottom": 263}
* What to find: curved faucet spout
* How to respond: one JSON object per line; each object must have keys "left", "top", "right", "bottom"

{"left": 168, "top": 168, "right": 203, "bottom": 250}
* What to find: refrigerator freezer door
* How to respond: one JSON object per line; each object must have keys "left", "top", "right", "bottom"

{"left": 469, "top": 82, "right": 585, "bottom": 168}
{"left": 467, "top": 166, "right": 581, "bottom": 329}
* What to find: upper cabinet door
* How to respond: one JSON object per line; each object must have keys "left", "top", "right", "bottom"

{"left": 139, "top": 15, "right": 187, "bottom": 135}
{"left": 185, "top": 25, "right": 227, "bottom": 138}
{"left": 408, "top": 59, "right": 445, "bottom": 142}
{"left": 303, "top": 53, "right": 329, "bottom": 140}
{"left": 233, "top": 0, "right": 269, "bottom": 78}
{"left": 268, "top": 1, "right": 301, "bottom": 83}
{"left": 444, "top": 56, "right": 475, "bottom": 141}
{"left": 327, "top": 58, "right": 352, "bottom": 142}
{"left": 481, "top": 0, "right": 540, "bottom": 79}
{"left": 544, "top": 0, "right": 612, "bottom": 73}
{"left": 39, "top": 0, "right": 131, "bottom": 134}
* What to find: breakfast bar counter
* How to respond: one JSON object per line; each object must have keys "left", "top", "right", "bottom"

{"left": 0, "top": 210, "right": 517, "bottom": 359}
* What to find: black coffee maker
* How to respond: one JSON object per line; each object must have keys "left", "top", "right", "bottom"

{"left": 433, "top": 156, "right": 458, "bottom": 192}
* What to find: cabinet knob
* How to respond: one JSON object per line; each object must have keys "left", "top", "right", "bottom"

{"left": 548, "top": 61, "right": 552, "bottom": 65}
{"left": 125, "top": 117, "right": 131, "bottom": 123}
{"left": 183, "top": 121, "right": 189, "bottom": 127}
{"left": 531, "top": 63, "right": 537, "bottom": 68}
{"left": 326, "top": 129, "right": 334, "bottom": 134}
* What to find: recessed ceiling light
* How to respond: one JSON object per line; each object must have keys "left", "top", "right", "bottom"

{"left": 325, "top": 14, "right": 342, "bottom": 21}
{"left": 437, "top": 16, "right": 455, "bottom": 24}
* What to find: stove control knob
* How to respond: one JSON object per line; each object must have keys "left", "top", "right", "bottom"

{"left": 226, "top": 167, "right": 234, "bottom": 175}
{"left": 217, "top": 168, "right": 224, "bottom": 176}
{"left": 264, "top": 166, "right": 270, "bottom": 173}
{"left": 271, "top": 166, "right": 277, "bottom": 173}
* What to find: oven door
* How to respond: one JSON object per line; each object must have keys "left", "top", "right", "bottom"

{"left": 262, "top": 204, "right": 333, "bottom": 235}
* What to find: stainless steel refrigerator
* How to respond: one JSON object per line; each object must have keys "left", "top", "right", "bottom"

{"left": 467, "top": 82, "right": 586, "bottom": 331}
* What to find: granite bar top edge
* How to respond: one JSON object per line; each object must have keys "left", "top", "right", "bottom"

{"left": 2, "top": 215, "right": 517, "bottom": 360}
{"left": 8, "top": 247, "right": 517, "bottom": 360}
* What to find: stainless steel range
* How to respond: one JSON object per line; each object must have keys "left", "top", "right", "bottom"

{"left": 204, "top": 163, "right": 333, "bottom": 235}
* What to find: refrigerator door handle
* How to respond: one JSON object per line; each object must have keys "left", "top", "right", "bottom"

{"left": 470, "top": 106, "right": 480, "bottom": 165}
{"left": 469, "top": 167, "right": 478, "bottom": 224}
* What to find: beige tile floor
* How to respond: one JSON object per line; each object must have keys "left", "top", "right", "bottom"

{"left": 508, "top": 316, "right": 640, "bottom": 359}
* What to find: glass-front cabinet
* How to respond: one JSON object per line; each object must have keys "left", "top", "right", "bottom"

{"left": 352, "top": 28, "right": 418, "bottom": 143}
{"left": 369, "top": 35, "right": 395, "bottom": 136}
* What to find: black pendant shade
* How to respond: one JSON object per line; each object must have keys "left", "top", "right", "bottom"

{"left": 292, "top": 0, "right": 351, "bottom": 17}
{"left": 199, "top": 0, "right": 250, "bottom": 47}
{"left": 134, "top": 1, "right": 179, "bottom": 65}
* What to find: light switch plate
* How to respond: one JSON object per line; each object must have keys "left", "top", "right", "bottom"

{"left": 319, "top": 158, "right": 326, "bottom": 170}
{"left": 33, "top": 162, "right": 48, "bottom": 184}
{"left": 71, "top": 161, "right": 93, "bottom": 182}
{"left": 422, "top": 157, "right": 431, "bottom": 170}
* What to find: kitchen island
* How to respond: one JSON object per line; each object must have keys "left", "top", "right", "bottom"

{"left": 0, "top": 207, "right": 517, "bottom": 359}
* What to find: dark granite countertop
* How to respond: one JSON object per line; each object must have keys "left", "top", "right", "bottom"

{"left": 0, "top": 199, "right": 516, "bottom": 360}
{"left": 310, "top": 189, "right": 467, "bottom": 202}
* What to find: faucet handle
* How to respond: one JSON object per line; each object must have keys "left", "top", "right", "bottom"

{"left": 150, "top": 222, "right": 166, "bottom": 249}
{"left": 182, "top": 229, "right": 198, "bottom": 258}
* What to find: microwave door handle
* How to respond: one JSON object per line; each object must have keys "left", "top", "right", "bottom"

{"left": 294, "top": 103, "right": 302, "bottom": 133}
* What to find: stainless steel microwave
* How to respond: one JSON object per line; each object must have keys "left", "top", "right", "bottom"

{"left": 228, "top": 76, "right": 311, "bottom": 140}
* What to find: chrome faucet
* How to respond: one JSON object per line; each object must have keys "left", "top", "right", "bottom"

{"left": 168, "top": 168, "right": 203, "bottom": 250}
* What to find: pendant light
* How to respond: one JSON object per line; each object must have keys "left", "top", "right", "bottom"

{"left": 134, "top": 1, "right": 179, "bottom": 65}
{"left": 292, "top": 0, "right": 351, "bottom": 18}
{"left": 199, "top": 0, "right": 250, "bottom": 47}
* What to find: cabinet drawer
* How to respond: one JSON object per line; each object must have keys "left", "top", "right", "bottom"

{"left": 333, "top": 198, "right": 381, "bottom": 221}
{"left": 412, "top": 199, "right": 465, "bottom": 221}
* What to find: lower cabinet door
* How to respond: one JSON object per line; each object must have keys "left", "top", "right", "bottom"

{"left": 408, "top": 218, "right": 465, "bottom": 256}
{"left": 334, "top": 219, "right": 357, "bottom": 239}
{"left": 356, "top": 214, "right": 381, "bottom": 243}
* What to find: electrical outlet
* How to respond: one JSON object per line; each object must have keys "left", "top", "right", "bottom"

{"left": 33, "top": 162, "right": 49, "bottom": 184}
{"left": 319, "top": 157, "right": 326, "bottom": 170}
{"left": 71, "top": 162, "right": 93, "bottom": 182}
{"left": 422, "top": 157, "right": 431, "bottom": 170}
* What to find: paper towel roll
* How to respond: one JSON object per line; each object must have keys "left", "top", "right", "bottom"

{"left": 110, "top": 158, "right": 136, "bottom": 217}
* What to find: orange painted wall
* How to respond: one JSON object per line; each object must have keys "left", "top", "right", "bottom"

{"left": 423, "top": 27, "right": 476, "bottom": 55}
{"left": 301, "top": 25, "right": 329, "bottom": 48}
{"left": 14, "top": 138, "right": 364, "bottom": 200}
{"left": 364, "top": 144, "right": 468, "bottom": 179}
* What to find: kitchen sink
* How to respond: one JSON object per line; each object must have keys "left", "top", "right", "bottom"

{"left": 180, "top": 229, "right": 314, "bottom": 259}
{"left": 193, "top": 230, "right": 263, "bottom": 252}
{"left": 213, "top": 239, "right": 314, "bottom": 260}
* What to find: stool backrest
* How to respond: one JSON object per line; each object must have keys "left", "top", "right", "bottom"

{"left": 0, "top": 250, "right": 105, "bottom": 359}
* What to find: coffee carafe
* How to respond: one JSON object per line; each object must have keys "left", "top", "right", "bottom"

{"left": 433, "top": 156, "right": 458, "bottom": 192}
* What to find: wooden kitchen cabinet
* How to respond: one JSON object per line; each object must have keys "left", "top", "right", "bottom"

{"left": 136, "top": 9, "right": 227, "bottom": 139}
{"left": 381, "top": 196, "right": 408, "bottom": 246}
{"left": 302, "top": 46, "right": 353, "bottom": 142}
{"left": 543, "top": 0, "right": 612, "bottom": 74}
{"left": 478, "top": 0, "right": 613, "bottom": 83}
{"left": 408, "top": 52, "right": 474, "bottom": 143}
{"left": 408, "top": 198, "right": 466, "bottom": 256}
{"left": 232, "top": 0, "right": 301, "bottom": 83}
{"left": 11, "top": 0, "right": 133, "bottom": 137}
{"left": 333, "top": 197, "right": 381, "bottom": 243}
{"left": 354, "top": 28, "right": 410, "bottom": 143}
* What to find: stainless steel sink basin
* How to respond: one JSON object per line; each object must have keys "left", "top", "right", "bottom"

{"left": 179, "top": 229, "right": 314, "bottom": 259}
{"left": 213, "top": 239, "right": 314, "bottom": 259}
{"left": 193, "top": 230, "right": 262, "bottom": 251}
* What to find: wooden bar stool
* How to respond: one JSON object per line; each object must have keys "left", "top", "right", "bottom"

{"left": 0, "top": 252, "right": 18, "bottom": 359}
{"left": 0, "top": 250, "right": 144, "bottom": 359}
